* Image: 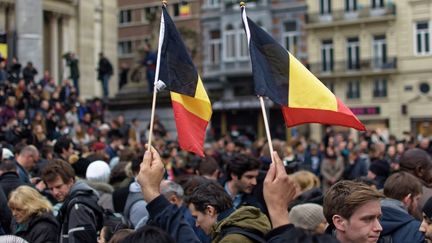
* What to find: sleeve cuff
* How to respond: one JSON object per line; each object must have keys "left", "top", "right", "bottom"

{"left": 146, "top": 195, "right": 171, "bottom": 218}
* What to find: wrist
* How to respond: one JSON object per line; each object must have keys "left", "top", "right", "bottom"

{"left": 142, "top": 189, "right": 160, "bottom": 203}
{"left": 269, "top": 209, "right": 289, "bottom": 229}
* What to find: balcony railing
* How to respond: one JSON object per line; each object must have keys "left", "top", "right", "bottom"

{"left": 306, "top": 4, "right": 396, "bottom": 24}
{"left": 306, "top": 57, "right": 397, "bottom": 75}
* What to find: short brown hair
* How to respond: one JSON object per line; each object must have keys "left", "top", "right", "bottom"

{"left": 323, "top": 180, "right": 384, "bottom": 227}
{"left": 384, "top": 172, "right": 422, "bottom": 201}
{"left": 41, "top": 159, "right": 75, "bottom": 184}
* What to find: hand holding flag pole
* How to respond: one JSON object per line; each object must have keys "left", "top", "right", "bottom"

{"left": 147, "top": 0, "right": 168, "bottom": 152}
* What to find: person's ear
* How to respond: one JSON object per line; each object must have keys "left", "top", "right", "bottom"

{"left": 402, "top": 193, "right": 412, "bottom": 207}
{"left": 416, "top": 166, "right": 425, "bottom": 177}
{"left": 333, "top": 215, "right": 346, "bottom": 232}
{"left": 206, "top": 205, "right": 216, "bottom": 216}
{"left": 168, "top": 195, "right": 178, "bottom": 205}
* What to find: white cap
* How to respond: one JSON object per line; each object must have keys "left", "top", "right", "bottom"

{"left": 86, "top": 160, "right": 111, "bottom": 183}
{"left": 2, "top": 148, "right": 14, "bottom": 160}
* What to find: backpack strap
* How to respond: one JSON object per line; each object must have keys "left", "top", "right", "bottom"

{"left": 220, "top": 226, "right": 266, "bottom": 243}
{"left": 123, "top": 192, "right": 144, "bottom": 222}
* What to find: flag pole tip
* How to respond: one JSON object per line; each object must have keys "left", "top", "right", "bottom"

{"left": 240, "top": 1, "right": 246, "bottom": 7}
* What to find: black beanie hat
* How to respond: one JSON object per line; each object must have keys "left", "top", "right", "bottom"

{"left": 423, "top": 197, "right": 432, "bottom": 220}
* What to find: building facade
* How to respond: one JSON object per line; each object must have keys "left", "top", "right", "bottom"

{"left": 201, "top": 0, "right": 308, "bottom": 139}
{"left": 110, "top": 0, "right": 203, "bottom": 136}
{"left": 0, "top": 0, "right": 118, "bottom": 98}
{"left": 306, "top": 0, "right": 432, "bottom": 140}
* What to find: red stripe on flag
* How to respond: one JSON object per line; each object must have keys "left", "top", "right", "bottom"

{"left": 282, "top": 98, "right": 366, "bottom": 131}
{"left": 172, "top": 100, "right": 208, "bottom": 157}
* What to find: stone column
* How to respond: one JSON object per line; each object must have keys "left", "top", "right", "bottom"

{"left": 16, "top": 0, "right": 43, "bottom": 79}
{"left": 50, "top": 13, "right": 59, "bottom": 83}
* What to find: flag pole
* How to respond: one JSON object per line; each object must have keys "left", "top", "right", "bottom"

{"left": 259, "top": 96, "right": 275, "bottom": 162}
{"left": 241, "top": 2, "right": 274, "bottom": 162}
{"left": 147, "top": 0, "right": 167, "bottom": 152}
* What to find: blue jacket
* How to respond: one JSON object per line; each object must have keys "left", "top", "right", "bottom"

{"left": 379, "top": 198, "right": 424, "bottom": 243}
{"left": 146, "top": 195, "right": 201, "bottom": 243}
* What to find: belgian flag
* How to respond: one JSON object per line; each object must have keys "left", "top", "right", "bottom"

{"left": 156, "top": 5, "right": 212, "bottom": 156}
{"left": 241, "top": 7, "right": 365, "bottom": 131}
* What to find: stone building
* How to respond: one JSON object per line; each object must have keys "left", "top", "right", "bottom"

{"left": 305, "top": 0, "right": 432, "bottom": 140}
{"left": 0, "top": 0, "right": 118, "bottom": 98}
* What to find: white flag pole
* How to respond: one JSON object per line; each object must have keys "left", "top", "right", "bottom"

{"left": 147, "top": 1, "right": 166, "bottom": 151}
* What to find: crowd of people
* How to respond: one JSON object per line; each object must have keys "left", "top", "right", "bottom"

{"left": 1, "top": 58, "right": 432, "bottom": 243}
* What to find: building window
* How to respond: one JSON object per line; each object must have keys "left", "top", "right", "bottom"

{"left": 373, "top": 78, "right": 387, "bottom": 97}
{"left": 347, "top": 80, "right": 360, "bottom": 99}
{"left": 224, "top": 25, "right": 236, "bottom": 61}
{"left": 237, "top": 28, "right": 248, "bottom": 60}
{"left": 173, "top": 3, "right": 191, "bottom": 17}
{"left": 347, "top": 37, "right": 360, "bottom": 70}
{"left": 209, "top": 30, "right": 221, "bottom": 65}
{"left": 142, "top": 7, "right": 158, "bottom": 23}
{"left": 282, "top": 21, "right": 299, "bottom": 56}
{"left": 119, "top": 10, "right": 132, "bottom": 25}
{"left": 321, "top": 40, "right": 334, "bottom": 72}
{"left": 118, "top": 41, "right": 132, "bottom": 56}
{"left": 207, "top": 0, "right": 220, "bottom": 8}
{"left": 415, "top": 22, "right": 430, "bottom": 55}
{"left": 319, "top": 0, "right": 332, "bottom": 15}
{"left": 371, "top": 0, "right": 384, "bottom": 9}
{"left": 372, "top": 35, "right": 387, "bottom": 69}
{"left": 345, "top": 0, "right": 357, "bottom": 12}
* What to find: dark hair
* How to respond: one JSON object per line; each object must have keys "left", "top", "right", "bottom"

{"left": 400, "top": 148, "right": 432, "bottom": 172}
{"left": 178, "top": 175, "right": 209, "bottom": 201}
{"left": 197, "top": 157, "right": 219, "bottom": 177}
{"left": 384, "top": 172, "right": 422, "bottom": 201}
{"left": 0, "top": 159, "right": 17, "bottom": 172}
{"left": 102, "top": 212, "right": 130, "bottom": 243}
{"left": 108, "top": 229, "right": 133, "bottom": 243}
{"left": 120, "top": 225, "right": 174, "bottom": 243}
{"left": 226, "top": 153, "right": 260, "bottom": 180}
{"left": 41, "top": 159, "right": 76, "bottom": 184}
{"left": 186, "top": 180, "right": 233, "bottom": 214}
{"left": 323, "top": 180, "right": 384, "bottom": 228}
{"left": 54, "top": 136, "right": 73, "bottom": 155}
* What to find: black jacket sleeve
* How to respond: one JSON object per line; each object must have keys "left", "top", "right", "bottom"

{"left": 146, "top": 195, "right": 201, "bottom": 243}
{"left": 265, "top": 224, "right": 340, "bottom": 243}
{"left": 0, "top": 186, "right": 12, "bottom": 233}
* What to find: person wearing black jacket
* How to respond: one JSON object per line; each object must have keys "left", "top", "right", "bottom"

{"left": 0, "top": 159, "right": 29, "bottom": 197}
{"left": 0, "top": 186, "right": 12, "bottom": 234}
{"left": 97, "top": 53, "right": 113, "bottom": 98}
{"left": 8, "top": 186, "right": 59, "bottom": 243}
{"left": 41, "top": 159, "right": 102, "bottom": 243}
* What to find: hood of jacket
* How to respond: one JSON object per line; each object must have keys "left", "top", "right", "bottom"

{"left": 380, "top": 198, "right": 416, "bottom": 235}
{"left": 69, "top": 180, "right": 100, "bottom": 201}
{"left": 84, "top": 180, "right": 114, "bottom": 194}
{"left": 211, "top": 206, "right": 271, "bottom": 241}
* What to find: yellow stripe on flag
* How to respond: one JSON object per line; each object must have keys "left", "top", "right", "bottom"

{"left": 288, "top": 52, "right": 337, "bottom": 111}
{"left": 170, "top": 90, "right": 212, "bottom": 121}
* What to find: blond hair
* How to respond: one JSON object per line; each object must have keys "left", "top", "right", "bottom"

{"left": 8, "top": 186, "right": 53, "bottom": 222}
{"left": 291, "top": 170, "right": 320, "bottom": 192}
